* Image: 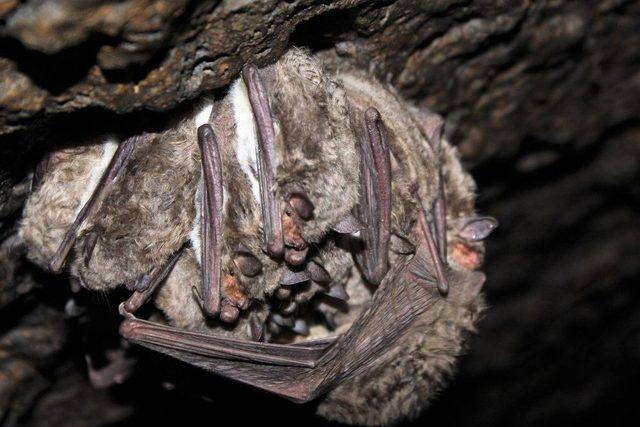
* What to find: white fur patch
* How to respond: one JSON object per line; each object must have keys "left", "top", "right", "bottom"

{"left": 190, "top": 177, "right": 203, "bottom": 266}
{"left": 230, "top": 78, "right": 260, "bottom": 201}
{"left": 75, "top": 137, "right": 118, "bottom": 215}
{"left": 190, "top": 100, "right": 227, "bottom": 266}
{"left": 195, "top": 101, "right": 214, "bottom": 128}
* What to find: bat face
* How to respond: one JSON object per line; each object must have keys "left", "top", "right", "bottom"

{"left": 18, "top": 48, "right": 496, "bottom": 425}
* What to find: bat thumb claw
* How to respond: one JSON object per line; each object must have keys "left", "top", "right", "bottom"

{"left": 118, "top": 302, "right": 135, "bottom": 319}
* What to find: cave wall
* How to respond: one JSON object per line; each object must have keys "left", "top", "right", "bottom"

{"left": 0, "top": 1, "right": 639, "bottom": 426}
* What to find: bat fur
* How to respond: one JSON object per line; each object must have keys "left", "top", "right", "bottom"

{"left": 18, "top": 48, "right": 495, "bottom": 425}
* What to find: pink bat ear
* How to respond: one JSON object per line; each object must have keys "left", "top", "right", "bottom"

{"left": 458, "top": 216, "right": 499, "bottom": 241}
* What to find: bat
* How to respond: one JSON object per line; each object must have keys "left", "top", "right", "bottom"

{"left": 19, "top": 48, "right": 497, "bottom": 425}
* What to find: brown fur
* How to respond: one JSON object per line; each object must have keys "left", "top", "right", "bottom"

{"left": 20, "top": 143, "right": 107, "bottom": 269}
{"left": 72, "top": 121, "right": 200, "bottom": 290}
{"left": 266, "top": 48, "right": 360, "bottom": 242}
{"left": 338, "top": 69, "right": 440, "bottom": 238}
{"left": 19, "top": 49, "right": 489, "bottom": 426}
{"left": 317, "top": 269, "right": 485, "bottom": 426}
{"left": 154, "top": 247, "right": 264, "bottom": 339}
{"left": 208, "top": 94, "right": 280, "bottom": 299}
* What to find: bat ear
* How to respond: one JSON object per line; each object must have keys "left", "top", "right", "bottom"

{"left": 457, "top": 216, "right": 498, "bottom": 241}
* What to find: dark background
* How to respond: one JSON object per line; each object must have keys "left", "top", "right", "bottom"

{"left": 0, "top": 1, "right": 638, "bottom": 426}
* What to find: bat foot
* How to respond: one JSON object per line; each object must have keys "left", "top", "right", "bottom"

{"left": 220, "top": 303, "right": 240, "bottom": 323}
{"left": 118, "top": 302, "right": 136, "bottom": 319}
{"left": 85, "top": 349, "right": 135, "bottom": 389}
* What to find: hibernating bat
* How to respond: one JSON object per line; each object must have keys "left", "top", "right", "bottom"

{"left": 19, "top": 48, "right": 497, "bottom": 425}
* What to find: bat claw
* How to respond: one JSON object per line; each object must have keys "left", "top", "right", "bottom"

{"left": 118, "top": 302, "right": 135, "bottom": 319}
{"left": 123, "top": 247, "right": 183, "bottom": 313}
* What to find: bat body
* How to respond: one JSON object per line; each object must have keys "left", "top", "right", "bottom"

{"left": 19, "top": 48, "right": 496, "bottom": 425}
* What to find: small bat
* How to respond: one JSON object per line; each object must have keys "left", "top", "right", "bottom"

{"left": 19, "top": 49, "right": 497, "bottom": 425}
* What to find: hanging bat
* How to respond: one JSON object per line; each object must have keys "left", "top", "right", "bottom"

{"left": 19, "top": 48, "right": 497, "bottom": 425}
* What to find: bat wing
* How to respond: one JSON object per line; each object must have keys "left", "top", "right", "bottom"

{"left": 242, "top": 64, "right": 284, "bottom": 258}
{"left": 355, "top": 108, "right": 392, "bottom": 285}
{"left": 119, "top": 242, "right": 448, "bottom": 403}
{"left": 197, "top": 124, "right": 224, "bottom": 317}
{"left": 120, "top": 313, "right": 331, "bottom": 402}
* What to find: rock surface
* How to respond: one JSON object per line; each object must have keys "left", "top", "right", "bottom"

{"left": 0, "top": 0, "right": 638, "bottom": 426}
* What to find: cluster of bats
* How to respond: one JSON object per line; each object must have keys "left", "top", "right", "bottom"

{"left": 18, "top": 49, "right": 497, "bottom": 425}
